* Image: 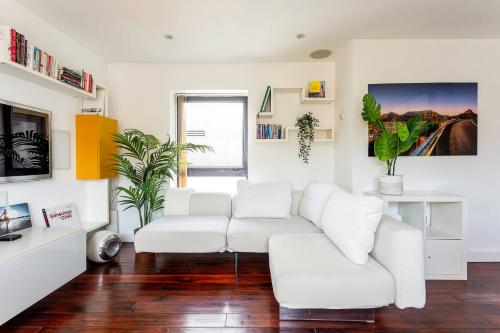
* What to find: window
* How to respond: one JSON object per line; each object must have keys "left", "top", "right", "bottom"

{"left": 177, "top": 95, "right": 247, "bottom": 193}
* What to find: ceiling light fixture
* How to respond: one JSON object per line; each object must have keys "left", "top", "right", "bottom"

{"left": 296, "top": 33, "right": 306, "bottom": 39}
{"left": 163, "top": 34, "right": 174, "bottom": 40}
{"left": 310, "top": 49, "right": 332, "bottom": 59}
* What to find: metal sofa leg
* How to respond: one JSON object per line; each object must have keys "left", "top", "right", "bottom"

{"left": 234, "top": 252, "right": 238, "bottom": 279}
{"left": 279, "top": 306, "right": 375, "bottom": 323}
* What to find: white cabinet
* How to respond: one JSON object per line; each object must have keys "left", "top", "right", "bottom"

{"left": 0, "top": 227, "right": 86, "bottom": 325}
{"left": 366, "top": 191, "right": 467, "bottom": 280}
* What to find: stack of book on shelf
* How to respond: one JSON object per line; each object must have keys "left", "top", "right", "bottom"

{"left": 257, "top": 124, "right": 283, "bottom": 139}
{"left": 308, "top": 81, "right": 326, "bottom": 98}
{"left": 58, "top": 68, "right": 93, "bottom": 93}
{"left": 8, "top": 28, "right": 30, "bottom": 67}
{"left": 33, "top": 47, "right": 58, "bottom": 78}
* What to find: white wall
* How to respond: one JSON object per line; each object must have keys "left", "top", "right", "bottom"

{"left": 0, "top": 0, "right": 107, "bottom": 226}
{"left": 107, "top": 62, "right": 335, "bottom": 239}
{"left": 335, "top": 39, "right": 500, "bottom": 261}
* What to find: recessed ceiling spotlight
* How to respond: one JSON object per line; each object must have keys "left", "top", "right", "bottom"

{"left": 163, "top": 34, "right": 174, "bottom": 40}
{"left": 310, "top": 49, "right": 332, "bottom": 59}
{"left": 296, "top": 33, "right": 306, "bottom": 39}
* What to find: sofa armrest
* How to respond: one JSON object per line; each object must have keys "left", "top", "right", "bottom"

{"left": 371, "top": 215, "right": 426, "bottom": 309}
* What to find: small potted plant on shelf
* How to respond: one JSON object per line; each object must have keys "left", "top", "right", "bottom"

{"left": 361, "top": 93, "right": 426, "bottom": 195}
{"left": 295, "top": 112, "right": 320, "bottom": 164}
{"left": 111, "top": 129, "right": 212, "bottom": 232}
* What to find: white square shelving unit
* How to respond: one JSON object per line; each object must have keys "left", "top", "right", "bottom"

{"left": 365, "top": 191, "right": 467, "bottom": 280}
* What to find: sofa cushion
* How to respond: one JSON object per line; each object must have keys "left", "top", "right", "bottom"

{"left": 189, "top": 192, "right": 232, "bottom": 218}
{"left": 227, "top": 216, "right": 321, "bottom": 253}
{"left": 233, "top": 181, "right": 293, "bottom": 218}
{"left": 134, "top": 215, "right": 229, "bottom": 253}
{"left": 163, "top": 188, "right": 194, "bottom": 216}
{"left": 299, "top": 182, "right": 338, "bottom": 228}
{"left": 321, "top": 189, "right": 384, "bottom": 265}
{"left": 269, "top": 233, "right": 394, "bottom": 309}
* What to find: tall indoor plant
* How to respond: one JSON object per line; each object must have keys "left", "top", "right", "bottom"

{"left": 362, "top": 93, "right": 426, "bottom": 195}
{"left": 112, "top": 129, "right": 211, "bottom": 230}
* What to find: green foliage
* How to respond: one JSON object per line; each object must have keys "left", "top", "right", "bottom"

{"left": 112, "top": 129, "right": 212, "bottom": 228}
{"left": 295, "top": 112, "right": 320, "bottom": 164}
{"left": 362, "top": 93, "right": 426, "bottom": 175}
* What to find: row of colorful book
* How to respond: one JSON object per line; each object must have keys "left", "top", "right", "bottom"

{"left": 256, "top": 124, "right": 283, "bottom": 139}
{"left": 5, "top": 26, "right": 94, "bottom": 93}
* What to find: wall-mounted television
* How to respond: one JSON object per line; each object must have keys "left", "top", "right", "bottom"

{"left": 0, "top": 100, "right": 51, "bottom": 183}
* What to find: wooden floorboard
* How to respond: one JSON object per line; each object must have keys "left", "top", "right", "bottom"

{"left": 2, "top": 243, "right": 500, "bottom": 332}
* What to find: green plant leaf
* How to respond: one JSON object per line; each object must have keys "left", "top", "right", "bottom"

{"left": 396, "top": 122, "right": 409, "bottom": 141}
{"left": 362, "top": 93, "right": 385, "bottom": 131}
{"left": 374, "top": 131, "right": 398, "bottom": 162}
{"left": 399, "top": 116, "right": 427, "bottom": 154}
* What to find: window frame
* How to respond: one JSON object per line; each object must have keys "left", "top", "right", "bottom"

{"left": 177, "top": 95, "right": 248, "bottom": 179}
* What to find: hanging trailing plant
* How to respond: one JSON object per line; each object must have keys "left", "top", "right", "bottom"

{"left": 295, "top": 112, "right": 319, "bottom": 164}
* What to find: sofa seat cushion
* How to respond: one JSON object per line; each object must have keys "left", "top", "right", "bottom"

{"left": 134, "top": 215, "right": 229, "bottom": 253}
{"left": 227, "top": 216, "right": 321, "bottom": 253}
{"left": 269, "top": 233, "right": 395, "bottom": 309}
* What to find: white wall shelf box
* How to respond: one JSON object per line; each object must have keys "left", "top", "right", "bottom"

{"left": 0, "top": 227, "right": 86, "bottom": 325}
{"left": 365, "top": 191, "right": 467, "bottom": 280}
{"left": 0, "top": 25, "right": 96, "bottom": 99}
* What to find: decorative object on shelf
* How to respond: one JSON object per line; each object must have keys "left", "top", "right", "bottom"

{"left": 41, "top": 203, "right": 80, "bottom": 228}
{"left": 0, "top": 202, "right": 31, "bottom": 241}
{"left": 295, "top": 112, "right": 320, "bottom": 164}
{"left": 308, "top": 81, "right": 325, "bottom": 98}
{"left": 82, "top": 108, "right": 103, "bottom": 114}
{"left": 86, "top": 230, "right": 122, "bottom": 263}
{"left": 259, "top": 85, "right": 272, "bottom": 115}
{"left": 368, "top": 83, "right": 478, "bottom": 157}
{"left": 362, "top": 93, "right": 426, "bottom": 195}
{"left": 111, "top": 129, "right": 212, "bottom": 229}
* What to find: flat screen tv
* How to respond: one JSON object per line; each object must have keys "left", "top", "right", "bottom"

{"left": 0, "top": 100, "right": 51, "bottom": 183}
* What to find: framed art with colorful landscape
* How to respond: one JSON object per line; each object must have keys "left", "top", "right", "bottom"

{"left": 368, "top": 83, "right": 478, "bottom": 156}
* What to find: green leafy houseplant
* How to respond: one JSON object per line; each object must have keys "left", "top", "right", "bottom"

{"left": 295, "top": 112, "right": 320, "bottom": 164}
{"left": 362, "top": 93, "right": 426, "bottom": 175}
{"left": 112, "top": 129, "right": 212, "bottom": 229}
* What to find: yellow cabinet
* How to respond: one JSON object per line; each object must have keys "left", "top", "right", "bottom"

{"left": 76, "top": 114, "right": 118, "bottom": 179}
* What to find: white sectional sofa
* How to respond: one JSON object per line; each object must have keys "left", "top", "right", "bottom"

{"left": 134, "top": 182, "right": 426, "bottom": 322}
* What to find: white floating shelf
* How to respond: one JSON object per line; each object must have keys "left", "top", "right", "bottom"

{"left": 257, "top": 112, "right": 274, "bottom": 118}
{"left": 0, "top": 60, "right": 96, "bottom": 99}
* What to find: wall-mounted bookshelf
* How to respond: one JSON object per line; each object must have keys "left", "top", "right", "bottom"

{"left": 0, "top": 25, "right": 97, "bottom": 99}
{"left": 256, "top": 84, "right": 334, "bottom": 143}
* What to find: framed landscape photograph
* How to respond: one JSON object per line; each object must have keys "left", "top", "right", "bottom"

{"left": 0, "top": 202, "right": 32, "bottom": 236}
{"left": 368, "top": 83, "right": 478, "bottom": 156}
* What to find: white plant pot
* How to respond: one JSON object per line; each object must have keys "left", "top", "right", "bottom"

{"left": 379, "top": 175, "right": 403, "bottom": 196}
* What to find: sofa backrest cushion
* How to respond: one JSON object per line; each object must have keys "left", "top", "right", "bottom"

{"left": 321, "top": 189, "right": 384, "bottom": 265}
{"left": 164, "top": 188, "right": 194, "bottom": 216}
{"left": 233, "top": 181, "right": 293, "bottom": 218}
{"left": 232, "top": 190, "right": 303, "bottom": 217}
{"left": 189, "top": 192, "right": 232, "bottom": 218}
{"left": 299, "top": 182, "right": 338, "bottom": 228}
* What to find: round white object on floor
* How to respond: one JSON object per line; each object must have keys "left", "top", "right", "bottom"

{"left": 87, "top": 230, "right": 122, "bottom": 263}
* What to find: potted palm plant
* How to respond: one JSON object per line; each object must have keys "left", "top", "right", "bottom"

{"left": 112, "top": 129, "right": 212, "bottom": 231}
{"left": 362, "top": 93, "right": 426, "bottom": 195}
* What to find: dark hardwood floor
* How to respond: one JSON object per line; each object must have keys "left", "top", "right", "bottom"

{"left": 3, "top": 243, "right": 500, "bottom": 332}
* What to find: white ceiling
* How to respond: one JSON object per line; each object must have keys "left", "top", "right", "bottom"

{"left": 15, "top": 0, "right": 500, "bottom": 63}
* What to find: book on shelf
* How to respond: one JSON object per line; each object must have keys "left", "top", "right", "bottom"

{"left": 259, "top": 85, "right": 272, "bottom": 114}
{"left": 256, "top": 123, "right": 283, "bottom": 140}
{"left": 308, "top": 81, "right": 326, "bottom": 98}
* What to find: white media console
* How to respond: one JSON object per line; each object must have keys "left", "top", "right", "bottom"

{"left": 0, "top": 227, "right": 86, "bottom": 325}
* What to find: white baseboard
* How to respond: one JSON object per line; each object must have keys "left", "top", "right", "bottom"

{"left": 468, "top": 249, "right": 500, "bottom": 262}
